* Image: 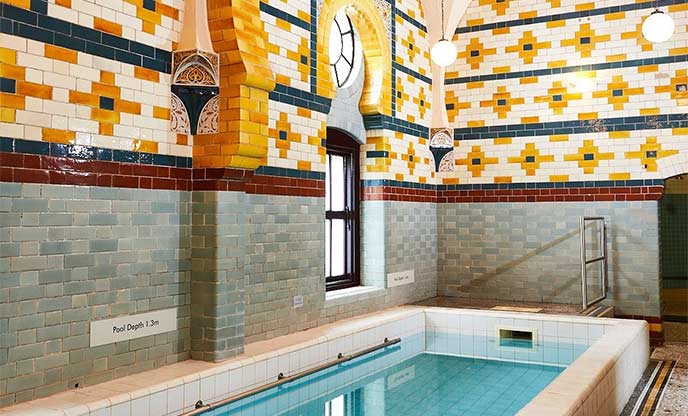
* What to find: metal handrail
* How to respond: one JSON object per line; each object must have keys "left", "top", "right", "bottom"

{"left": 580, "top": 216, "right": 608, "bottom": 310}
{"left": 182, "top": 337, "right": 401, "bottom": 416}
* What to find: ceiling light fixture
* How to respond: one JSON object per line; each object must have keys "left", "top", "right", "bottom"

{"left": 641, "top": 8, "right": 674, "bottom": 43}
{"left": 431, "top": 0, "right": 457, "bottom": 67}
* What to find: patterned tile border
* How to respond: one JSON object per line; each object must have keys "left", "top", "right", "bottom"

{"left": 363, "top": 114, "right": 429, "bottom": 138}
{"left": 445, "top": 54, "right": 688, "bottom": 86}
{"left": 269, "top": 83, "right": 332, "bottom": 114}
{"left": 394, "top": 62, "right": 432, "bottom": 84}
{"left": 0, "top": 137, "right": 191, "bottom": 168}
{"left": 0, "top": 2, "right": 172, "bottom": 73}
{"left": 454, "top": 113, "right": 688, "bottom": 140}
{"left": 395, "top": 9, "right": 426, "bottom": 33}
{"left": 454, "top": 0, "right": 684, "bottom": 34}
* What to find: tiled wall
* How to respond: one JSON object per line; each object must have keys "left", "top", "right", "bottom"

{"left": 443, "top": 0, "right": 688, "bottom": 186}
{"left": 437, "top": 201, "right": 661, "bottom": 317}
{"left": 0, "top": 182, "right": 191, "bottom": 406}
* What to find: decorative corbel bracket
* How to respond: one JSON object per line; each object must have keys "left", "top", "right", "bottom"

{"left": 430, "top": 127, "right": 454, "bottom": 172}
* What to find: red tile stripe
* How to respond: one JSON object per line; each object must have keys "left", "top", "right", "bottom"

{"left": 1, "top": 152, "right": 663, "bottom": 201}
{"left": 0, "top": 152, "right": 192, "bottom": 191}
{"left": 0, "top": 152, "right": 325, "bottom": 196}
{"left": 363, "top": 184, "right": 664, "bottom": 202}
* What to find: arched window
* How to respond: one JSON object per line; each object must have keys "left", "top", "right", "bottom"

{"left": 328, "top": 11, "right": 357, "bottom": 88}
{"left": 325, "top": 128, "right": 360, "bottom": 291}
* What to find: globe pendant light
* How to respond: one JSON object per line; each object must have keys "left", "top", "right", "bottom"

{"left": 431, "top": 0, "right": 457, "bottom": 67}
{"left": 642, "top": 8, "right": 674, "bottom": 43}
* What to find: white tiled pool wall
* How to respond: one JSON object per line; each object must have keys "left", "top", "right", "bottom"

{"left": 424, "top": 309, "right": 606, "bottom": 366}
{"left": 423, "top": 308, "right": 649, "bottom": 416}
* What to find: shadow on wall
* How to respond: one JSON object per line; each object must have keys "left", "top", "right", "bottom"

{"left": 437, "top": 202, "right": 661, "bottom": 317}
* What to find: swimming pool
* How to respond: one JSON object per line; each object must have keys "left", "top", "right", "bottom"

{"left": 0, "top": 307, "right": 649, "bottom": 416}
{"left": 196, "top": 332, "right": 568, "bottom": 416}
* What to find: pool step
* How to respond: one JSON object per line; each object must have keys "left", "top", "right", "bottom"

{"left": 580, "top": 305, "right": 615, "bottom": 318}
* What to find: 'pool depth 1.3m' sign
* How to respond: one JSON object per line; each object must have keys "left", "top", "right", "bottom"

{"left": 90, "top": 308, "right": 178, "bottom": 347}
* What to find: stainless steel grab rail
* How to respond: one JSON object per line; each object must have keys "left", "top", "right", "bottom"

{"left": 182, "top": 337, "right": 401, "bottom": 416}
{"left": 580, "top": 216, "right": 608, "bottom": 310}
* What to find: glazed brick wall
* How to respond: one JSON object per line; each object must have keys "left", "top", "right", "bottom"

{"left": 437, "top": 200, "right": 661, "bottom": 317}
{"left": 243, "top": 197, "right": 438, "bottom": 343}
{"left": 0, "top": 183, "right": 191, "bottom": 406}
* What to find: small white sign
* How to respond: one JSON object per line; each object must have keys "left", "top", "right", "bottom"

{"left": 292, "top": 295, "right": 304, "bottom": 308}
{"left": 387, "top": 269, "right": 415, "bottom": 288}
{"left": 387, "top": 365, "right": 415, "bottom": 389}
{"left": 90, "top": 308, "right": 178, "bottom": 347}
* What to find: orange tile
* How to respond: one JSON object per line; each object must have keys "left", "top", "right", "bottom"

{"left": 547, "top": 20, "right": 566, "bottom": 28}
{"left": 0, "top": 63, "right": 25, "bottom": 80}
{"left": 521, "top": 116, "right": 539, "bottom": 123}
{"left": 3, "top": 0, "right": 30, "bottom": 8}
{"left": 0, "top": 48, "right": 17, "bottom": 65}
{"left": 547, "top": 60, "right": 567, "bottom": 68}
{"left": 92, "top": 82, "right": 120, "bottom": 97}
{"left": 578, "top": 112, "right": 598, "bottom": 120}
{"left": 494, "top": 176, "right": 512, "bottom": 183}
{"left": 467, "top": 120, "right": 485, "bottom": 127}
{"left": 297, "top": 160, "right": 311, "bottom": 171}
{"left": 494, "top": 138, "right": 512, "bottom": 145}
{"left": 153, "top": 106, "right": 169, "bottom": 119}
{"left": 156, "top": 2, "right": 180, "bottom": 20}
{"left": 606, "top": 54, "right": 626, "bottom": 62}
{"left": 575, "top": 2, "right": 594, "bottom": 11}
{"left": 443, "top": 177, "right": 460, "bottom": 185}
{"left": 519, "top": 11, "right": 537, "bottom": 19}
{"left": 550, "top": 175, "right": 569, "bottom": 182}
{"left": 609, "top": 172, "right": 630, "bottom": 180}
{"left": 134, "top": 66, "right": 159, "bottom": 82}
{"left": 44, "top": 45, "right": 78, "bottom": 64}
{"left": 640, "top": 107, "right": 659, "bottom": 116}
{"left": 55, "top": 0, "right": 70, "bottom": 5}
{"left": 114, "top": 99, "right": 141, "bottom": 114}
{"left": 1, "top": 93, "right": 25, "bottom": 109}
{"left": 133, "top": 139, "right": 158, "bottom": 153}
{"left": 17, "top": 81, "right": 52, "bottom": 99}
{"left": 100, "top": 71, "right": 115, "bottom": 85}
{"left": 69, "top": 91, "right": 99, "bottom": 106}
{"left": 42, "top": 128, "right": 75, "bottom": 144}
{"left": 609, "top": 131, "right": 630, "bottom": 139}
{"left": 520, "top": 77, "right": 538, "bottom": 84}
{"left": 176, "top": 134, "right": 188, "bottom": 145}
{"left": 92, "top": 108, "right": 120, "bottom": 124}
{"left": 0, "top": 108, "right": 15, "bottom": 122}
{"left": 605, "top": 12, "right": 625, "bottom": 20}
{"left": 638, "top": 65, "right": 658, "bottom": 73}
{"left": 99, "top": 122, "right": 113, "bottom": 136}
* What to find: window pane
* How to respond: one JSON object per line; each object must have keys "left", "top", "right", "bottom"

{"left": 325, "top": 155, "right": 330, "bottom": 211}
{"left": 342, "top": 34, "right": 354, "bottom": 63}
{"left": 331, "top": 155, "right": 345, "bottom": 211}
{"left": 325, "top": 395, "right": 345, "bottom": 416}
{"left": 325, "top": 219, "right": 331, "bottom": 277}
{"left": 331, "top": 219, "right": 345, "bottom": 276}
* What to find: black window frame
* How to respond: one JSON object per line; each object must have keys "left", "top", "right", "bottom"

{"left": 325, "top": 128, "right": 360, "bottom": 291}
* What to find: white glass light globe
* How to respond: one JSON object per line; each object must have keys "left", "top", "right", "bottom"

{"left": 642, "top": 10, "right": 674, "bottom": 43}
{"left": 431, "top": 39, "right": 457, "bottom": 67}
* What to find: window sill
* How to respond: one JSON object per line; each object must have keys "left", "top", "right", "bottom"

{"left": 325, "top": 285, "right": 385, "bottom": 307}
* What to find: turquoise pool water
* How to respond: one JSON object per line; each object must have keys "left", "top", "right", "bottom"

{"left": 204, "top": 334, "right": 567, "bottom": 416}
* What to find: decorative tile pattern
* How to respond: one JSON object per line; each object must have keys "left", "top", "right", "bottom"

{"left": 444, "top": 0, "right": 688, "bottom": 185}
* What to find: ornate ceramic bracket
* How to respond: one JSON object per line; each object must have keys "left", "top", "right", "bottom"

{"left": 430, "top": 127, "right": 454, "bottom": 172}
{"left": 171, "top": 50, "right": 219, "bottom": 135}
{"left": 171, "top": 0, "right": 219, "bottom": 136}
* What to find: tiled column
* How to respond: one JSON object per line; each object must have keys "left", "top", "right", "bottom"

{"left": 190, "top": 191, "right": 246, "bottom": 361}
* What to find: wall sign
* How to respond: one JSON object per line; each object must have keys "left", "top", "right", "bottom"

{"left": 90, "top": 308, "right": 178, "bottom": 347}
{"left": 387, "top": 269, "right": 415, "bottom": 288}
